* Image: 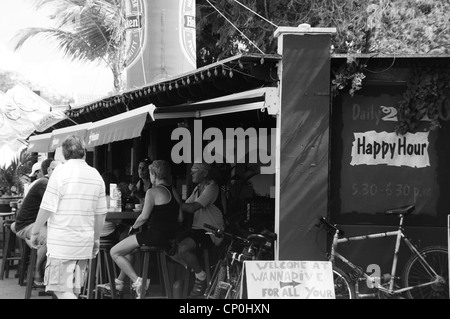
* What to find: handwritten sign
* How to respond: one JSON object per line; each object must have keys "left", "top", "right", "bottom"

{"left": 350, "top": 131, "right": 430, "bottom": 168}
{"left": 243, "top": 261, "right": 335, "bottom": 299}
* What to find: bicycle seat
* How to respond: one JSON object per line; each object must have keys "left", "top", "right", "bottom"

{"left": 247, "top": 234, "right": 267, "bottom": 246}
{"left": 385, "top": 204, "right": 415, "bottom": 216}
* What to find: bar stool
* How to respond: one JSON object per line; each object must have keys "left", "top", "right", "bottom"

{"left": 17, "top": 238, "right": 31, "bottom": 286}
{"left": 0, "top": 212, "right": 15, "bottom": 258}
{"left": 82, "top": 239, "right": 118, "bottom": 299}
{"left": 23, "top": 246, "right": 52, "bottom": 299}
{"left": 0, "top": 219, "right": 21, "bottom": 280}
{"left": 24, "top": 247, "right": 37, "bottom": 299}
{"left": 137, "top": 245, "right": 172, "bottom": 299}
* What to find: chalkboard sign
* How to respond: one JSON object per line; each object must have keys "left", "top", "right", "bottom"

{"left": 330, "top": 85, "right": 450, "bottom": 226}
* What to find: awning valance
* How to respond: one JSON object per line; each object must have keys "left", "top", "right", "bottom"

{"left": 85, "top": 104, "right": 155, "bottom": 148}
{"left": 153, "top": 88, "right": 279, "bottom": 119}
{"left": 27, "top": 133, "right": 52, "bottom": 153}
{"left": 49, "top": 122, "right": 92, "bottom": 151}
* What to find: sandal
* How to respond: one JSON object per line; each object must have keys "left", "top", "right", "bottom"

{"left": 33, "top": 279, "right": 45, "bottom": 288}
{"left": 190, "top": 278, "right": 206, "bottom": 298}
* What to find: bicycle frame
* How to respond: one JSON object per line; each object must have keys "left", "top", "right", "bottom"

{"left": 329, "top": 214, "right": 443, "bottom": 297}
{"left": 205, "top": 226, "right": 271, "bottom": 299}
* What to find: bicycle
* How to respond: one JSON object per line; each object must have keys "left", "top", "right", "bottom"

{"left": 203, "top": 223, "right": 276, "bottom": 299}
{"left": 317, "top": 204, "right": 449, "bottom": 299}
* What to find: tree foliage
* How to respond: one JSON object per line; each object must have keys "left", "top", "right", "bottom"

{"left": 0, "top": 149, "right": 35, "bottom": 196}
{"left": 395, "top": 67, "right": 450, "bottom": 135}
{"left": 196, "top": 0, "right": 450, "bottom": 65}
{"left": 12, "top": 0, "right": 126, "bottom": 91}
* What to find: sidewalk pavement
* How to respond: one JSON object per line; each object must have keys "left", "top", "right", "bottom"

{"left": 0, "top": 262, "right": 52, "bottom": 299}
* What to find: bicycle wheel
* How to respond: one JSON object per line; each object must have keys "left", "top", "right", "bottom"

{"left": 333, "top": 267, "right": 355, "bottom": 299}
{"left": 228, "top": 262, "right": 243, "bottom": 299}
{"left": 211, "top": 262, "right": 227, "bottom": 299}
{"left": 402, "top": 245, "right": 449, "bottom": 299}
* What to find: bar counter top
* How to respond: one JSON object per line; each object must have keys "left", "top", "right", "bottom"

{"left": 106, "top": 210, "right": 141, "bottom": 221}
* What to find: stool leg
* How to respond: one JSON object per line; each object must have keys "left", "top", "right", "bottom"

{"left": 104, "top": 250, "right": 117, "bottom": 299}
{"left": 159, "top": 252, "right": 172, "bottom": 299}
{"left": 18, "top": 241, "right": 30, "bottom": 286}
{"left": 2, "top": 219, "right": 6, "bottom": 256}
{"left": 183, "top": 269, "right": 191, "bottom": 298}
{"left": 96, "top": 255, "right": 103, "bottom": 299}
{"left": 25, "top": 248, "right": 37, "bottom": 299}
{"left": 140, "top": 251, "right": 150, "bottom": 299}
{"left": 203, "top": 249, "right": 211, "bottom": 284}
{"left": 0, "top": 226, "right": 10, "bottom": 280}
{"left": 86, "top": 257, "right": 97, "bottom": 299}
{"left": 0, "top": 225, "right": 15, "bottom": 280}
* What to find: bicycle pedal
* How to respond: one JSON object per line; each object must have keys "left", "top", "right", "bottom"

{"left": 218, "top": 281, "right": 232, "bottom": 289}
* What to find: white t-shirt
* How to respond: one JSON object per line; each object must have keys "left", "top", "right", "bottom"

{"left": 187, "top": 180, "right": 224, "bottom": 244}
{"left": 40, "top": 159, "right": 107, "bottom": 259}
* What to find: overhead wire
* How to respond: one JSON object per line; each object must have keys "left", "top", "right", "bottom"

{"left": 206, "top": 0, "right": 265, "bottom": 54}
{"left": 232, "top": 0, "right": 279, "bottom": 28}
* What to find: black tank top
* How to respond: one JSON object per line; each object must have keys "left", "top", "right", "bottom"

{"left": 148, "top": 185, "right": 180, "bottom": 234}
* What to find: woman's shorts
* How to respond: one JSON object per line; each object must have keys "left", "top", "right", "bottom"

{"left": 135, "top": 228, "right": 172, "bottom": 247}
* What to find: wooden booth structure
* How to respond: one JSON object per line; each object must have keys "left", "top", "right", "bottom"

{"left": 27, "top": 28, "right": 450, "bottom": 280}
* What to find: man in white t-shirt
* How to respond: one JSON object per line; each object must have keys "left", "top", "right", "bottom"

{"left": 31, "top": 135, "right": 107, "bottom": 299}
{"left": 174, "top": 163, "right": 224, "bottom": 298}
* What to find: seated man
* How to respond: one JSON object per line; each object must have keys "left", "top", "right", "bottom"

{"left": 11, "top": 159, "right": 62, "bottom": 287}
{"left": 174, "top": 163, "right": 224, "bottom": 297}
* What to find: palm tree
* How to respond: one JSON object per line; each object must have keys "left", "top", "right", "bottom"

{"left": 0, "top": 149, "right": 35, "bottom": 196}
{"left": 12, "top": 0, "right": 127, "bottom": 92}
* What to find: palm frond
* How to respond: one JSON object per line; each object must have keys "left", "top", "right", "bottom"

{"left": 14, "top": 0, "right": 127, "bottom": 91}
{"left": 13, "top": 27, "right": 105, "bottom": 64}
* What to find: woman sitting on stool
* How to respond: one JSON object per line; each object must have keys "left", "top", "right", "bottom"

{"left": 109, "top": 160, "right": 182, "bottom": 298}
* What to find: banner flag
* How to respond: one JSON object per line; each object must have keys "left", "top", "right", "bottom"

{"left": 4, "top": 85, "right": 67, "bottom": 132}
{"left": 0, "top": 85, "right": 67, "bottom": 151}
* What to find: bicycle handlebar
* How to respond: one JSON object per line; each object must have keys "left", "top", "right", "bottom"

{"left": 204, "top": 223, "right": 249, "bottom": 245}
